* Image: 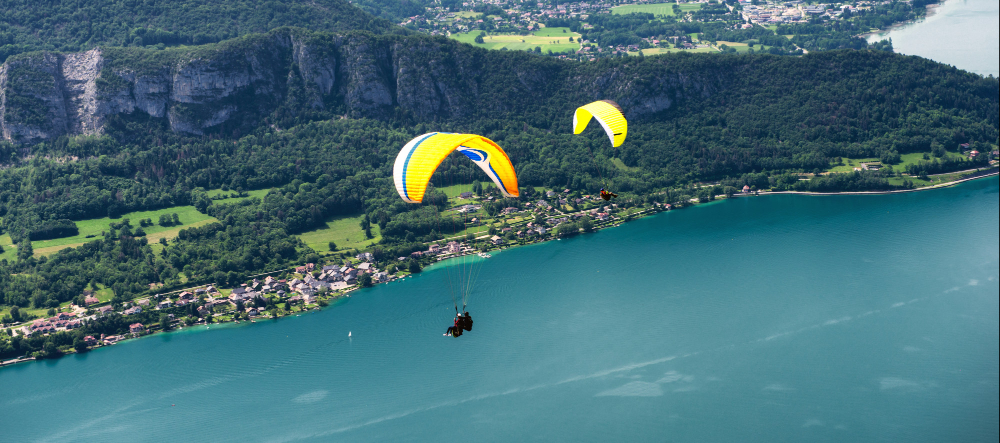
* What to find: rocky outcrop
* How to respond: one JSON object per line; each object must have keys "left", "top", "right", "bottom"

{"left": 0, "top": 29, "right": 708, "bottom": 144}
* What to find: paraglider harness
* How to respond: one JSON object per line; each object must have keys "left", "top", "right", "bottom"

{"left": 600, "top": 188, "right": 618, "bottom": 201}
{"left": 446, "top": 309, "right": 473, "bottom": 337}
{"left": 446, "top": 313, "right": 463, "bottom": 337}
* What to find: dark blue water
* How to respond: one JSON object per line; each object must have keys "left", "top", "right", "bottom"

{"left": 2, "top": 178, "right": 997, "bottom": 442}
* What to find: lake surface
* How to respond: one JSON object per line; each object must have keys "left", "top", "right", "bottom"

{"left": 867, "top": 0, "right": 999, "bottom": 77}
{"left": 2, "top": 177, "right": 997, "bottom": 442}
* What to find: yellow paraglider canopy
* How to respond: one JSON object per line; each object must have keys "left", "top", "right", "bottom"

{"left": 393, "top": 132, "right": 519, "bottom": 204}
{"left": 573, "top": 100, "right": 628, "bottom": 147}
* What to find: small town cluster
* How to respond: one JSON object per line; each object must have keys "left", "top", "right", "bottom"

{"left": 401, "top": 1, "right": 611, "bottom": 35}
{"left": 401, "top": 0, "right": 928, "bottom": 60}
{"left": 739, "top": 1, "right": 868, "bottom": 25}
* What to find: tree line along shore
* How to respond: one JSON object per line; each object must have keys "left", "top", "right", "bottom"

{"left": 2, "top": 165, "right": 996, "bottom": 368}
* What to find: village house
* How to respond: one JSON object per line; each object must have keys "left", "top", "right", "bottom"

{"left": 98, "top": 305, "right": 114, "bottom": 315}
{"left": 329, "top": 281, "right": 350, "bottom": 291}
{"left": 356, "top": 252, "right": 375, "bottom": 262}
{"left": 129, "top": 323, "right": 145, "bottom": 334}
{"left": 103, "top": 335, "right": 122, "bottom": 345}
{"left": 460, "top": 191, "right": 473, "bottom": 199}
{"left": 123, "top": 306, "right": 142, "bottom": 315}
{"left": 84, "top": 335, "right": 98, "bottom": 346}
{"left": 357, "top": 262, "right": 373, "bottom": 272}
{"left": 84, "top": 295, "right": 100, "bottom": 306}
{"left": 428, "top": 244, "right": 442, "bottom": 254}
{"left": 137, "top": 299, "right": 151, "bottom": 307}
{"left": 491, "top": 235, "right": 505, "bottom": 245}
{"left": 447, "top": 241, "right": 462, "bottom": 253}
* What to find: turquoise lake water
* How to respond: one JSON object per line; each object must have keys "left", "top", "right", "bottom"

{"left": 2, "top": 177, "right": 997, "bottom": 442}
{"left": 867, "top": 0, "right": 999, "bottom": 77}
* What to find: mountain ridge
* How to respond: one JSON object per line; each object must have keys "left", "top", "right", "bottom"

{"left": 6, "top": 27, "right": 993, "bottom": 149}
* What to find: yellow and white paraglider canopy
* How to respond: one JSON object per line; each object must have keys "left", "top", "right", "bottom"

{"left": 393, "top": 133, "right": 519, "bottom": 203}
{"left": 573, "top": 100, "right": 628, "bottom": 147}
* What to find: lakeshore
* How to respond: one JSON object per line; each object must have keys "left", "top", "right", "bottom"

{"left": 3, "top": 167, "right": 996, "bottom": 369}
{"left": 1, "top": 170, "right": 995, "bottom": 443}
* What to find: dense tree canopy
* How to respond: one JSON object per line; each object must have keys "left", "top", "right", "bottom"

{"left": 0, "top": 0, "right": 405, "bottom": 63}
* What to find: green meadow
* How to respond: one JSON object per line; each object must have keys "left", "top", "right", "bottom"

{"left": 30, "top": 206, "right": 217, "bottom": 257}
{"left": 633, "top": 46, "right": 718, "bottom": 56}
{"left": 826, "top": 152, "right": 967, "bottom": 173}
{"left": 450, "top": 27, "right": 581, "bottom": 52}
{"left": 295, "top": 214, "right": 383, "bottom": 254}
{"left": 205, "top": 188, "right": 271, "bottom": 203}
{"left": 612, "top": 3, "right": 701, "bottom": 16}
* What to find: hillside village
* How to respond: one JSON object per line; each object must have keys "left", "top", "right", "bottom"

{"left": 402, "top": 0, "right": 931, "bottom": 59}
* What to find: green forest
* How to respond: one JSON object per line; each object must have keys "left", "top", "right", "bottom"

{"left": 0, "top": 0, "right": 997, "bottom": 357}
{"left": 0, "top": 0, "right": 406, "bottom": 63}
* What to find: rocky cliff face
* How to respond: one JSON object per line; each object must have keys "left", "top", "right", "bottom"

{"left": 0, "top": 29, "right": 711, "bottom": 144}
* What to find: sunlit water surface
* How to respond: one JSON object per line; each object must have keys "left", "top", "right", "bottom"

{"left": 868, "top": 0, "right": 999, "bottom": 77}
{"left": 2, "top": 177, "right": 997, "bottom": 442}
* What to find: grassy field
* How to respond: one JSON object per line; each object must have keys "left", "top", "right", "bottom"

{"left": 30, "top": 206, "right": 217, "bottom": 257}
{"left": 296, "top": 213, "right": 382, "bottom": 254}
{"left": 435, "top": 183, "right": 476, "bottom": 199}
{"left": 206, "top": 188, "right": 270, "bottom": 203}
{"left": 633, "top": 46, "right": 718, "bottom": 56}
{"left": 450, "top": 27, "right": 580, "bottom": 52}
{"left": 612, "top": 3, "right": 701, "bottom": 16}
{"left": 716, "top": 41, "right": 752, "bottom": 52}
{"left": 0, "top": 234, "right": 15, "bottom": 262}
{"left": 826, "top": 152, "right": 966, "bottom": 173}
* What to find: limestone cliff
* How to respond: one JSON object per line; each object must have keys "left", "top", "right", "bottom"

{"left": 0, "top": 29, "right": 713, "bottom": 144}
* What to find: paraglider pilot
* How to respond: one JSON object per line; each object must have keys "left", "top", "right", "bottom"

{"left": 600, "top": 188, "right": 618, "bottom": 201}
{"left": 445, "top": 313, "right": 463, "bottom": 337}
{"left": 462, "top": 311, "right": 473, "bottom": 331}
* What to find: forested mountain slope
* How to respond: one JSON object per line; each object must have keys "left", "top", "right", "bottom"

{"left": 0, "top": 27, "right": 996, "bottom": 311}
{"left": 0, "top": 0, "right": 406, "bottom": 63}
{"left": 3, "top": 27, "right": 995, "bottom": 146}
